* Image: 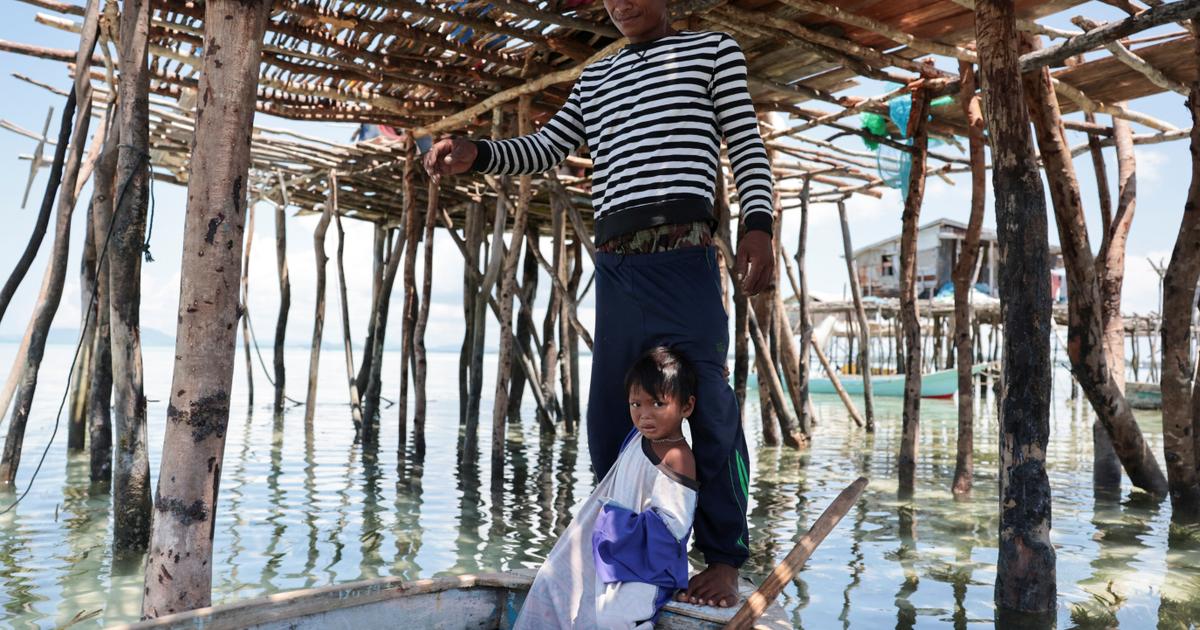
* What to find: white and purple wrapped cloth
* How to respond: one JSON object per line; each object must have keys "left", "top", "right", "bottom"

{"left": 514, "top": 430, "right": 698, "bottom": 629}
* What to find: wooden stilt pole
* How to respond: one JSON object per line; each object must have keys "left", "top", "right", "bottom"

{"left": 142, "top": 0, "right": 272, "bottom": 614}
{"left": 1022, "top": 32, "right": 1167, "bottom": 497}
{"left": 952, "top": 60, "right": 987, "bottom": 497}
{"left": 752, "top": 293, "right": 781, "bottom": 447}
{"left": 1161, "top": 30, "right": 1200, "bottom": 521}
{"left": 69, "top": 203, "right": 98, "bottom": 451}
{"left": 538, "top": 203, "right": 564, "bottom": 434}
{"left": 460, "top": 204, "right": 482, "bottom": 428}
{"left": 491, "top": 96, "right": 533, "bottom": 474}
{"left": 976, "top": 2, "right": 1057, "bottom": 614}
{"left": 565, "top": 238, "right": 583, "bottom": 432}
{"left": 0, "top": 100, "right": 76, "bottom": 326}
{"left": 0, "top": 2, "right": 99, "bottom": 489}
{"left": 363, "top": 229, "right": 403, "bottom": 442}
{"left": 795, "top": 177, "right": 814, "bottom": 433}
{"left": 88, "top": 104, "right": 118, "bottom": 492}
{"left": 303, "top": 178, "right": 334, "bottom": 429}
{"left": 272, "top": 175, "right": 291, "bottom": 418}
{"left": 838, "top": 199, "right": 876, "bottom": 432}
{"left": 355, "top": 227, "right": 385, "bottom": 397}
{"left": 767, "top": 168, "right": 806, "bottom": 446}
{"left": 331, "top": 178, "right": 365, "bottom": 435}
{"left": 897, "top": 86, "right": 931, "bottom": 499}
{"left": 730, "top": 172, "right": 751, "bottom": 421}
{"left": 508, "top": 223, "right": 540, "bottom": 423}
{"left": 398, "top": 137, "right": 422, "bottom": 452}
{"left": 412, "top": 179, "right": 438, "bottom": 457}
{"left": 240, "top": 190, "right": 255, "bottom": 409}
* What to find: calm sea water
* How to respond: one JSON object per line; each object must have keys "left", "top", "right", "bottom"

{"left": 0, "top": 342, "right": 1197, "bottom": 629}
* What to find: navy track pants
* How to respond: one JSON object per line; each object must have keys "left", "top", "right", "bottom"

{"left": 588, "top": 245, "right": 750, "bottom": 568}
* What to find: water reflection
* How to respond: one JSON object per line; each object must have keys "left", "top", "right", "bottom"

{"left": 3, "top": 348, "right": 1200, "bottom": 627}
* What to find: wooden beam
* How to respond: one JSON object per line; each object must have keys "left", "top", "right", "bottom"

{"left": 1020, "top": 0, "right": 1200, "bottom": 71}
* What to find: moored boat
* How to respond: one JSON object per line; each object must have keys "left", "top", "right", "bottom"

{"left": 114, "top": 571, "right": 791, "bottom": 630}
{"left": 750, "top": 364, "right": 991, "bottom": 399}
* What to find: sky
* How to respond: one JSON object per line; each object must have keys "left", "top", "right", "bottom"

{"left": 0, "top": 1, "right": 1194, "bottom": 357}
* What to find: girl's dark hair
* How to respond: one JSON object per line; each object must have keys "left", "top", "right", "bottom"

{"left": 624, "top": 346, "right": 697, "bottom": 404}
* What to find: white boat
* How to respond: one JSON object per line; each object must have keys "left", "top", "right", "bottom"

{"left": 114, "top": 571, "right": 791, "bottom": 630}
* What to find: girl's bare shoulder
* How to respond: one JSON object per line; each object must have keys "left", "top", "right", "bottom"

{"left": 660, "top": 443, "right": 696, "bottom": 481}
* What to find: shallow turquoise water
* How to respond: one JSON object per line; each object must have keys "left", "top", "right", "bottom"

{"left": 0, "top": 343, "right": 1197, "bottom": 628}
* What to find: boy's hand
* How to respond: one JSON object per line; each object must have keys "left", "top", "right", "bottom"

{"left": 423, "top": 137, "right": 477, "bottom": 178}
{"left": 735, "top": 230, "right": 774, "bottom": 296}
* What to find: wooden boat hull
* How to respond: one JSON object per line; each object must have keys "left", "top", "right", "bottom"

{"left": 115, "top": 571, "right": 790, "bottom": 630}
{"left": 751, "top": 364, "right": 989, "bottom": 399}
{"left": 1127, "top": 381, "right": 1162, "bottom": 410}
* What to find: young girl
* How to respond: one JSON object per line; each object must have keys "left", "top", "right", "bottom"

{"left": 515, "top": 346, "right": 699, "bottom": 629}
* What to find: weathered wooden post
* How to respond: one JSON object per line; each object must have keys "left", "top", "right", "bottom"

{"left": 412, "top": 180, "right": 438, "bottom": 457}
{"left": 363, "top": 228, "right": 403, "bottom": 440}
{"left": 1022, "top": 33, "right": 1167, "bottom": 497}
{"left": 751, "top": 289, "right": 781, "bottom": 446}
{"left": 109, "top": 0, "right": 154, "bottom": 552}
{"left": 952, "top": 60, "right": 987, "bottom": 496}
{"left": 491, "top": 96, "right": 533, "bottom": 475}
{"left": 68, "top": 222, "right": 95, "bottom": 451}
{"left": 565, "top": 239, "right": 583, "bottom": 431}
{"left": 240, "top": 196, "right": 255, "bottom": 408}
{"left": 838, "top": 199, "right": 876, "bottom": 432}
{"left": 331, "top": 177, "right": 365, "bottom": 434}
{"left": 508, "top": 224, "right": 540, "bottom": 423}
{"left": 898, "top": 86, "right": 930, "bottom": 498}
{"left": 272, "top": 176, "right": 291, "bottom": 418}
{"left": 769, "top": 178, "right": 806, "bottom": 446}
{"left": 355, "top": 227, "right": 386, "bottom": 396}
{"left": 88, "top": 107, "right": 119, "bottom": 491}
{"left": 460, "top": 204, "right": 482, "bottom": 427}
{"left": 398, "top": 137, "right": 421, "bottom": 451}
{"left": 795, "top": 177, "right": 814, "bottom": 434}
{"left": 0, "top": 3, "right": 99, "bottom": 489}
{"left": 303, "top": 180, "right": 334, "bottom": 428}
{"left": 1161, "top": 28, "right": 1200, "bottom": 522}
{"left": 142, "top": 0, "right": 272, "bottom": 615}
{"left": 976, "top": 0, "right": 1056, "bottom": 615}
{"left": 539, "top": 202, "right": 565, "bottom": 434}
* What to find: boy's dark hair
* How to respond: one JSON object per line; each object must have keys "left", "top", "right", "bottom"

{"left": 624, "top": 346, "right": 697, "bottom": 404}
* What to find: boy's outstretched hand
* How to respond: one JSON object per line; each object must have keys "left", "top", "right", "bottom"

{"left": 735, "top": 230, "right": 774, "bottom": 296}
{"left": 422, "top": 137, "right": 477, "bottom": 178}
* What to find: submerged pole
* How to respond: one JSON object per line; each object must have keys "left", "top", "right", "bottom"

{"left": 1160, "top": 25, "right": 1200, "bottom": 522}
{"left": 142, "top": 0, "right": 272, "bottom": 615}
{"left": 491, "top": 96, "right": 534, "bottom": 475}
{"left": 838, "top": 200, "right": 876, "bottom": 432}
{"left": 272, "top": 175, "right": 291, "bottom": 418}
{"left": 897, "top": 86, "right": 930, "bottom": 499}
{"left": 303, "top": 179, "right": 334, "bottom": 429}
{"left": 1022, "top": 32, "right": 1167, "bottom": 497}
{"left": 952, "top": 60, "right": 987, "bottom": 497}
{"left": 412, "top": 179, "right": 438, "bottom": 457}
{"left": 330, "top": 174, "right": 365, "bottom": 435}
{"left": 398, "top": 137, "right": 422, "bottom": 452}
{"left": 87, "top": 102, "right": 119, "bottom": 492}
{"left": 976, "top": 1, "right": 1056, "bottom": 616}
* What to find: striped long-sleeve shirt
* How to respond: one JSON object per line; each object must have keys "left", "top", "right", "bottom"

{"left": 470, "top": 31, "right": 774, "bottom": 244}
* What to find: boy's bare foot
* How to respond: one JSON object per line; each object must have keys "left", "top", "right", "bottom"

{"left": 675, "top": 562, "right": 739, "bottom": 608}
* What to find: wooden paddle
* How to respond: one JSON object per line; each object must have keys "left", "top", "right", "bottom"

{"left": 723, "top": 476, "right": 869, "bottom": 629}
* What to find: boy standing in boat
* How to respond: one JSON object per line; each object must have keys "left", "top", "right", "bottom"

{"left": 424, "top": 0, "right": 776, "bottom": 608}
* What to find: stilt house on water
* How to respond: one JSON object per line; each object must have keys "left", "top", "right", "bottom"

{"left": 1, "top": 0, "right": 1199, "bottom": 622}
{"left": 852, "top": 218, "right": 1066, "bottom": 300}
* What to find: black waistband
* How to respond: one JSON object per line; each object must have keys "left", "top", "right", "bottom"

{"left": 593, "top": 196, "right": 715, "bottom": 245}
